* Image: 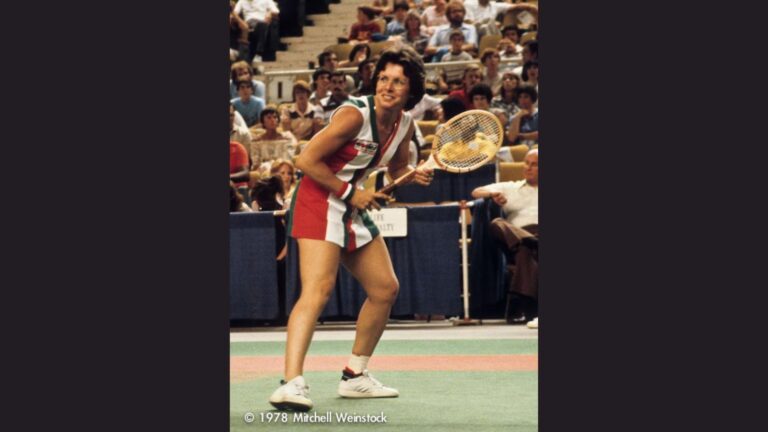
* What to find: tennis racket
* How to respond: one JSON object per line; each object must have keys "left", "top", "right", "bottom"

{"left": 377, "top": 109, "right": 504, "bottom": 195}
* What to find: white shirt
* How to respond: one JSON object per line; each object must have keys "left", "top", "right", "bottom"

{"left": 465, "top": 1, "right": 514, "bottom": 23}
{"left": 484, "top": 180, "right": 538, "bottom": 227}
{"left": 234, "top": 0, "right": 279, "bottom": 23}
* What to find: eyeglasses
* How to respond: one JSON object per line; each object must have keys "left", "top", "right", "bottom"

{"left": 377, "top": 76, "right": 409, "bottom": 90}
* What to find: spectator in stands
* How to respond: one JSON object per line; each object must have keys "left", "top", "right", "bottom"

{"left": 314, "top": 71, "right": 351, "bottom": 125}
{"left": 230, "top": 103, "right": 253, "bottom": 166}
{"left": 230, "top": 61, "right": 266, "bottom": 100}
{"left": 465, "top": 0, "right": 514, "bottom": 38}
{"left": 280, "top": 80, "right": 322, "bottom": 143}
{"left": 471, "top": 148, "right": 539, "bottom": 325}
{"left": 521, "top": 60, "right": 539, "bottom": 91}
{"left": 512, "top": 40, "right": 538, "bottom": 77}
{"left": 348, "top": 6, "right": 382, "bottom": 45}
{"left": 421, "top": 0, "right": 448, "bottom": 35}
{"left": 497, "top": 37, "right": 522, "bottom": 63}
{"left": 467, "top": 83, "right": 493, "bottom": 111}
{"left": 338, "top": 44, "right": 371, "bottom": 69}
{"left": 231, "top": 80, "right": 266, "bottom": 127}
{"left": 491, "top": 71, "right": 521, "bottom": 120}
{"left": 230, "top": 2, "right": 250, "bottom": 62}
{"left": 317, "top": 51, "right": 339, "bottom": 72}
{"left": 251, "top": 107, "right": 298, "bottom": 169}
{"left": 401, "top": 10, "right": 430, "bottom": 55}
{"left": 507, "top": 84, "right": 538, "bottom": 147}
{"left": 251, "top": 175, "right": 284, "bottom": 212}
{"left": 439, "top": 96, "right": 465, "bottom": 123}
{"left": 480, "top": 48, "right": 503, "bottom": 94}
{"left": 230, "top": 180, "right": 253, "bottom": 212}
{"left": 440, "top": 30, "right": 474, "bottom": 84}
{"left": 230, "top": 140, "right": 251, "bottom": 205}
{"left": 353, "top": 59, "right": 377, "bottom": 96}
{"left": 386, "top": 1, "right": 410, "bottom": 37}
{"left": 425, "top": 1, "right": 478, "bottom": 61}
{"left": 447, "top": 64, "right": 482, "bottom": 110}
{"left": 309, "top": 68, "right": 332, "bottom": 105}
{"left": 269, "top": 158, "right": 297, "bottom": 206}
{"left": 501, "top": 24, "right": 522, "bottom": 47}
{"left": 234, "top": 0, "right": 280, "bottom": 63}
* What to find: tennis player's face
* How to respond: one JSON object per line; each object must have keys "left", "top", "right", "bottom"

{"left": 375, "top": 63, "right": 409, "bottom": 110}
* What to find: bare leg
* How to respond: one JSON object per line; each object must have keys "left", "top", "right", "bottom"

{"left": 341, "top": 236, "right": 399, "bottom": 357}
{"left": 284, "top": 239, "right": 340, "bottom": 380}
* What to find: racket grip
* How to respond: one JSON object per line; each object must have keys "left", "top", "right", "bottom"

{"left": 377, "top": 169, "right": 417, "bottom": 195}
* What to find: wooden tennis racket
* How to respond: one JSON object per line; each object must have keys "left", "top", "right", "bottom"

{"left": 377, "top": 109, "right": 504, "bottom": 195}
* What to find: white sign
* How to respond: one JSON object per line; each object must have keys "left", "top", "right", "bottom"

{"left": 369, "top": 208, "right": 408, "bottom": 237}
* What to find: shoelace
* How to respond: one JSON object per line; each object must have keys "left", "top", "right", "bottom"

{"left": 362, "top": 370, "right": 384, "bottom": 388}
{"left": 293, "top": 382, "right": 310, "bottom": 396}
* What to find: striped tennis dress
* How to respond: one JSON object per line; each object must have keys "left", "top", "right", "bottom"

{"left": 287, "top": 95, "right": 413, "bottom": 252}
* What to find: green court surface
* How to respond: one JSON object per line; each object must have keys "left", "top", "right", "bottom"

{"left": 231, "top": 339, "right": 538, "bottom": 357}
{"left": 230, "top": 339, "right": 538, "bottom": 431}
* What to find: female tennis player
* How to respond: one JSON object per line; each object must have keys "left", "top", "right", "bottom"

{"left": 269, "top": 46, "right": 433, "bottom": 411}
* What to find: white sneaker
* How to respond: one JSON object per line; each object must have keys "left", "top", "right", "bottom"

{"left": 338, "top": 368, "right": 399, "bottom": 398}
{"left": 268, "top": 375, "right": 313, "bottom": 411}
{"left": 527, "top": 317, "right": 539, "bottom": 329}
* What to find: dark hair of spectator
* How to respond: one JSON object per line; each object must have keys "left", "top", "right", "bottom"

{"left": 440, "top": 97, "right": 466, "bottom": 122}
{"left": 521, "top": 60, "right": 539, "bottom": 82}
{"left": 358, "top": 6, "right": 378, "bottom": 20}
{"left": 393, "top": 1, "right": 410, "bottom": 12}
{"left": 449, "top": 29, "right": 465, "bottom": 41}
{"left": 515, "top": 84, "right": 538, "bottom": 104}
{"left": 357, "top": 58, "right": 377, "bottom": 75}
{"left": 330, "top": 70, "right": 347, "bottom": 80}
{"left": 237, "top": 80, "right": 254, "bottom": 90}
{"left": 317, "top": 51, "right": 336, "bottom": 68}
{"left": 501, "top": 24, "right": 519, "bottom": 38}
{"left": 259, "top": 107, "right": 279, "bottom": 123}
{"left": 524, "top": 40, "right": 538, "bottom": 57}
{"left": 311, "top": 68, "right": 332, "bottom": 90}
{"left": 372, "top": 46, "right": 426, "bottom": 111}
{"left": 468, "top": 83, "right": 493, "bottom": 103}
{"left": 349, "top": 43, "right": 372, "bottom": 62}
{"left": 251, "top": 176, "right": 284, "bottom": 211}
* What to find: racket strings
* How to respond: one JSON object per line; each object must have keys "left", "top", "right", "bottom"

{"left": 435, "top": 113, "right": 502, "bottom": 170}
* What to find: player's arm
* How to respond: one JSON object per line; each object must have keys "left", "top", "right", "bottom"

{"left": 295, "top": 107, "right": 388, "bottom": 210}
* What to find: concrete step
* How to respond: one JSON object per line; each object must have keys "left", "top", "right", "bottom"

{"left": 302, "top": 24, "right": 348, "bottom": 38}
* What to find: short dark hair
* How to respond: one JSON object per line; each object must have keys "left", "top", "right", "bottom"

{"left": 521, "top": 60, "right": 539, "bottom": 82}
{"left": 501, "top": 25, "right": 519, "bottom": 38}
{"left": 236, "top": 80, "right": 254, "bottom": 90}
{"left": 349, "top": 43, "right": 371, "bottom": 62}
{"left": 317, "top": 51, "right": 336, "bottom": 68}
{"left": 259, "top": 107, "right": 278, "bottom": 123}
{"left": 468, "top": 83, "right": 493, "bottom": 103}
{"left": 515, "top": 84, "right": 538, "bottom": 104}
{"left": 312, "top": 68, "right": 332, "bottom": 89}
{"left": 358, "top": 6, "right": 377, "bottom": 20}
{"left": 357, "top": 58, "right": 376, "bottom": 75}
{"left": 393, "top": 1, "right": 410, "bottom": 12}
{"left": 330, "top": 70, "right": 347, "bottom": 81}
{"left": 440, "top": 97, "right": 466, "bottom": 121}
{"left": 372, "top": 46, "right": 426, "bottom": 111}
{"left": 524, "top": 40, "right": 538, "bottom": 58}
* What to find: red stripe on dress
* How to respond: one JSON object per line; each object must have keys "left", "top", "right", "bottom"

{"left": 372, "top": 112, "right": 402, "bottom": 167}
{"left": 290, "top": 177, "right": 330, "bottom": 240}
{"left": 325, "top": 140, "right": 360, "bottom": 174}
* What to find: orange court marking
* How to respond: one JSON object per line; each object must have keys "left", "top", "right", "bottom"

{"left": 230, "top": 355, "right": 537, "bottom": 383}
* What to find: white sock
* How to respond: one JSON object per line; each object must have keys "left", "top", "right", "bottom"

{"left": 347, "top": 354, "right": 370, "bottom": 375}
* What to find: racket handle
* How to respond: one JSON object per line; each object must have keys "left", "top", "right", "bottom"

{"left": 376, "top": 155, "right": 438, "bottom": 195}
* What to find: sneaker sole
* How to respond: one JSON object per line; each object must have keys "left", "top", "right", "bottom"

{"left": 269, "top": 400, "right": 313, "bottom": 412}
{"left": 338, "top": 389, "right": 399, "bottom": 399}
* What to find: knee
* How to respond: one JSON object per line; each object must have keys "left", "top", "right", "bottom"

{"left": 299, "top": 277, "right": 336, "bottom": 304}
{"left": 369, "top": 279, "right": 399, "bottom": 305}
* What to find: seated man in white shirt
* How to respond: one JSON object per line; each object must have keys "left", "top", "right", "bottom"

{"left": 471, "top": 148, "right": 539, "bottom": 324}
